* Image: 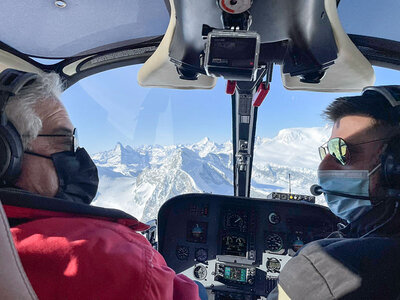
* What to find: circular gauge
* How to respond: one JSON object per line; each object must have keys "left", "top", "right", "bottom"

{"left": 195, "top": 248, "right": 208, "bottom": 263}
{"left": 268, "top": 212, "right": 280, "bottom": 225}
{"left": 236, "top": 237, "right": 246, "bottom": 245}
{"left": 265, "top": 233, "right": 284, "bottom": 252}
{"left": 193, "top": 265, "right": 207, "bottom": 280}
{"left": 226, "top": 213, "right": 244, "bottom": 228}
{"left": 292, "top": 237, "right": 305, "bottom": 252}
{"left": 266, "top": 258, "right": 281, "bottom": 273}
{"left": 176, "top": 246, "right": 189, "bottom": 260}
{"left": 218, "top": 0, "right": 252, "bottom": 14}
{"left": 222, "top": 235, "right": 247, "bottom": 256}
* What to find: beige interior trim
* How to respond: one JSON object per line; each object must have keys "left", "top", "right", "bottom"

{"left": 0, "top": 50, "right": 40, "bottom": 74}
{"left": 137, "top": 0, "right": 217, "bottom": 90}
{"left": 0, "top": 202, "right": 38, "bottom": 300}
{"left": 267, "top": 284, "right": 291, "bottom": 300}
{"left": 62, "top": 56, "right": 95, "bottom": 76}
{"left": 281, "top": 0, "right": 375, "bottom": 92}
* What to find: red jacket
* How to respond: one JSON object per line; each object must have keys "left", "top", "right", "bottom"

{"left": 5, "top": 205, "right": 200, "bottom": 300}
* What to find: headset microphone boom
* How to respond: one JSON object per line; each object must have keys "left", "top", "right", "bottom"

{"left": 310, "top": 184, "right": 370, "bottom": 200}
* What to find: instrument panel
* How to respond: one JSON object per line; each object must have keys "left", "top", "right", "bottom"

{"left": 158, "top": 193, "right": 338, "bottom": 299}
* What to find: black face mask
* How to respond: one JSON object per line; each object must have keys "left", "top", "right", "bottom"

{"left": 25, "top": 148, "right": 99, "bottom": 204}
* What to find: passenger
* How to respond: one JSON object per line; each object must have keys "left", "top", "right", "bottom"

{"left": 269, "top": 86, "right": 400, "bottom": 300}
{"left": 0, "top": 70, "right": 204, "bottom": 300}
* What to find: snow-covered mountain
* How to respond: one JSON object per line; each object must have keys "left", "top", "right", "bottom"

{"left": 91, "top": 126, "right": 331, "bottom": 222}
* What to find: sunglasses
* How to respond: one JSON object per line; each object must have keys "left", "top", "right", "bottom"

{"left": 318, "top": 137, "right": 390, "bottom": 166}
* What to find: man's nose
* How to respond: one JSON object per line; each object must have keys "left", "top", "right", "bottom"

{"left": 318, "top": 154, "right": 342, "bottom": 171}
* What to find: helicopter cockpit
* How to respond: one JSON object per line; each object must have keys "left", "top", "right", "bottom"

{"left": 1, "top": 0, "right": 400, "bottom": 299}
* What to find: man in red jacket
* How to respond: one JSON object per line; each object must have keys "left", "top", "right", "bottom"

{"left": 0, "top": 69, "right": 204, "bottom": 300}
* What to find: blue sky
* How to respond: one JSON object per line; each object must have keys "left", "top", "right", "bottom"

{"left": 60, "top": 1, "right": 400, "bottom": 154}
{"left": 61, "top": 66, "right": 400, "bottom": 154}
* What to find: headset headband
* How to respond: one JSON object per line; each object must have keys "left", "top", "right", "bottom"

{"left": 363, "top": 85, "right": 400, "bottom": 108}
{"left": 0, "top": 69, "right": 38, "bottom": 125}
{"left": 0, "top": 69, "right": 38, "bottom": 186}
{"left": 362, "top": 85, "right": 400, "bottom": 126}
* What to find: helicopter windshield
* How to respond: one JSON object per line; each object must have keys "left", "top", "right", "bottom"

{"left": 61, "top": 64, "right": 400, "bottom": 222}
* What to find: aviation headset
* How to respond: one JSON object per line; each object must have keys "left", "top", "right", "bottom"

{"left": 0, "top": 69, "right": 38, "bottom": 187}
{"left": 362, "top": 85, "right": 400, "bottom": 192}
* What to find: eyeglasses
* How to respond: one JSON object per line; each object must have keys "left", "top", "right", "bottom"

{"left": 37, "top": 128, "right": 79, "bottom": 152}
{"left": 318, "top": 137, "right": 390, "bottom": 166}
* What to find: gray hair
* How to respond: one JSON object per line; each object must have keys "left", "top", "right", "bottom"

{"left": 4, "top": 72, "right": 64, "bottom": 149}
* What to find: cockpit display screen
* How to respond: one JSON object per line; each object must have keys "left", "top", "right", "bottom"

{"left": 224, "top": 266, "right": 247, "bottom": 283}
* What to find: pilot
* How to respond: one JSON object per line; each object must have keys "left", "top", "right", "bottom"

{"left": 269, "top": 86, "right": 400, "bottom": 300}
{"left": 0, "top": 70, "right": 205, "bottom": 300}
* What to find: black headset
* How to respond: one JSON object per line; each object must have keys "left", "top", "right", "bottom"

{"left": 0, "top": 69, "right": 38, "bottom": 187}
{"left": 362, "top": 86, "right": 400, "bottom": 192}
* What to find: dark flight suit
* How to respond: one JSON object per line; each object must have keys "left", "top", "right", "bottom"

{"left": 269, "top": 200, "right": 400, "bottom": 300}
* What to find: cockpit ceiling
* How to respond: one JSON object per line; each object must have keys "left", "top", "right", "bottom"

{"left": 0, "top": 0, "right": 169, "bottom": 58}
{"left": 1, "top": 0, "right": 399, "bottom": 70}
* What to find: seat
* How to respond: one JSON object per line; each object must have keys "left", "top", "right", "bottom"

{"left": 0, "top": 201, "right": 38, "bottom": 300}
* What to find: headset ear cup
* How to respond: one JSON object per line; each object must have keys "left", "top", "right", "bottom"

{"left": 0, "top": 122, "right": 23, "bottom": 186}
{"left": 0, "top": 133, "right": 12, "bottom": 179}
{"left": 381, "top": 137, "right": 400, "bottom": 189}
{"left": 382, "top": 152, "right": 395, "bottom": 187}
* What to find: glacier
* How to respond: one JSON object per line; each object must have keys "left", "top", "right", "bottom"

{"left": 91, "top": 126, "right": 331, "bottom": 222}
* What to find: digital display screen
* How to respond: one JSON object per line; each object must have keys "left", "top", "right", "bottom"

{"left": 224, "top": 266, "right": 247, "bottom": 282}
{"left": 209, "top": 37, "right": 257, "bottom": 68}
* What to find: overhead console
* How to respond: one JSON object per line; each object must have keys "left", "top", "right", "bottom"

{"left": 158, "top": 193, "right": 339, "bottom": 299}
{"left": 139, "top": 0, "right": 374, "bottom": 91}
{"left": 170, "top": 0, "right": 338, "bottom": 82}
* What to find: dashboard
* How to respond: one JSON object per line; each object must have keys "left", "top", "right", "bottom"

{"left": 158, "top": 193, "right": 338, "bottom": 300}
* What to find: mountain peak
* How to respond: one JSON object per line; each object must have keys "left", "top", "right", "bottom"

{"left": 276, "top": 128, "right": 304, "bottom": 144}
{"left": 114, "top": 142, "right": 124, "bottom": 150}
{"left": 198, "top": 137, "right": 211, "bottom": 144}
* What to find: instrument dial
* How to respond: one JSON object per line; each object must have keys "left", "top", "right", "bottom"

{"left": 265, "top": 233, "right": 284, "bottom": 252}
{"left": 225, "top": 211, "right": 247, "bottom": 232}
{"left": 266, "top": 258, "right": 281, "bottom": 273}
{"left": 192, "top": 224, "right": 203, "bottom": 237}
{"left": 195, "top": 248, "right": 208, "bottom": 263}
{"left": 268, "top": 212, "right": 280, "bottom": 225}
{"left": 193, "top": 265, "right": 207, "bottom": 280}
{"left": 218, "top": 0, "right": 252, "bottom": 14}
{"left": 187, "top": 222, "right": 208, "bottom": 243}
{"left": 176, "top": 245, "right": 189, "bottom": 260}
{"left": 229, "top": 214, "right": 243, "bottom": 227}
{"left": 222, "top": 235, "right": 247, "bottom": 257}
{"left": 292, "top": 237, "right": 305, "bottom": 252}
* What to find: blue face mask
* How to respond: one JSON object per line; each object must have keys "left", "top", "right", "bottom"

{"left": 317, "top": 165, "right": 381, "bottom": 223}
